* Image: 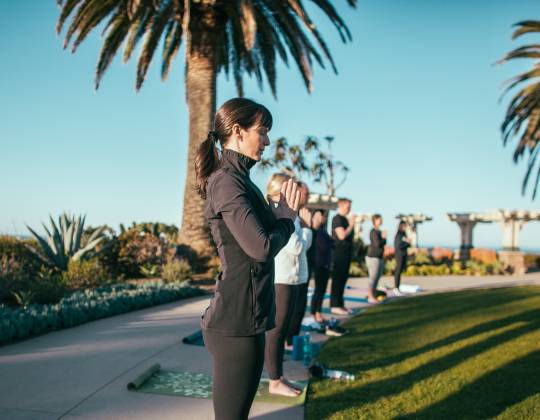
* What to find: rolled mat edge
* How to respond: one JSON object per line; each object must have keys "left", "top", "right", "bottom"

{"left": 127, "top": 363, "right": 161, "bottom": 390}
{"left": 182, "top": 329, "right": 203, "bottom": 344}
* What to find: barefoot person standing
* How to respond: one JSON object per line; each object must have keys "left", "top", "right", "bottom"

{"left": 264, "top": 176, "right": 312, "bottom": 397}
{"left": 196, "top": 98, "right": 300, "bottom": 420}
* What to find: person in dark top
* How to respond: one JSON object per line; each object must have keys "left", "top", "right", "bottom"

{"left": 310, "top": 210, "right": 335, "bottom": 323}
{"left": 393, "top": 221, "right": 411, "bottom": 295}
{"left": 195, "top": 98, "right": 300, "bottom": 420}
{"left": 330, "top": 198, "right": 356, "bottom": 315}
{"left": 366, "top": 214, "right": 387, "bottom": 304}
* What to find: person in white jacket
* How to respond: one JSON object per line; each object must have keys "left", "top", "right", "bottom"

{"left": 264, "top": 174, "right": 312, "bottom": 397}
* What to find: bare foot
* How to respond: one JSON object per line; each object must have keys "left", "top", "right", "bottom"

{"left": 367, "top": 297, "right": 379, "bottom": 304}
{"left": 314, "top": 314, "right": 326, "bottom": 324}
{"left": 282, "top": 376, "right": 304, "bottom": 392}
{"left": 269, "top": 379, "right": 301, "bottom": 397}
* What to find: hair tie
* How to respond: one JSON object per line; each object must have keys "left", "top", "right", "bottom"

{"left": 208, "top": 130, "right": 219, "bottom": 143}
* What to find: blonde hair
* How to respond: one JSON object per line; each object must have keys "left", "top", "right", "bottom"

{"left": 266, "top": 173, "right": 290, "bottom": 197}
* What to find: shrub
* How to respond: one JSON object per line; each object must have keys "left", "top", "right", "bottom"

{"left": 119, "top": 222, "right": 179, "bottom": 243}
{"left": 411, "top": 250, "right": 431, "bottom": 265}
{"left": 0, "top": 281, "right": 205, "bottom": 345}
{"left": 0, "top": 254, "right": 33, "bottom": 304}
{"left": 470, "top": 248, "right": 498, "bottom": 264}
{"left": 384, "top": 258, "right": 396, "bottom": 275}
{"left": 118, "top": 230, "right": 167, "bottom": 278}
{"left": 83, "top": 226, "right": 122, "bottom": 278}
{"left": 173, "top": 243, "right": 211, "bottom": 274}
{"left": 161, "top": 258, "right": 192, "bottom": 283}
{"left": 31, "top": 268, "right": 67, "bottom": 304}
{"left": 0, "top": 236, "right": 42, "bottom": 277}
{"left": 524, "top": 254, "right": 540, "bottom": 270}
{"left": 349, "top": 261, "right": 368, "bottom": 277}
{"left": 431, "top": 247, "right": 454, "bottom": 262}
{"left": 63, "top": 259, "right": 112, "bottom": 290}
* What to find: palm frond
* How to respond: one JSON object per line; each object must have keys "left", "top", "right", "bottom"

{"left": 500, "top": 20, "right": 540, "bottom": 198}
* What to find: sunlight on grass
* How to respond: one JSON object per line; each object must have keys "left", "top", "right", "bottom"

{"left": 306, "top": 287, "right": 540, "bottom": 419}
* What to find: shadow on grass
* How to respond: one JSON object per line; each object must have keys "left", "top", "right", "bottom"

{"left": 395, "top": 348, "right": 540, "bottom": 419}
{"left": 310, "top": 308, "right": 540, "bottom": 418}
{"left": 356, "top": 308, "right": 540, "bottom": 371}
{"left": 357, "top": 288, "right": 536, "bottom": 338}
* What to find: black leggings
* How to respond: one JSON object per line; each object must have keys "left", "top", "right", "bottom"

{"left": 331, "top": 256, "right": 351, "bottom": 308}
{"left": 203, "top": 329, "right": 265, "bottom": 420}
{"left": 311, "top": 266, "right": 330, "bottom": 314}
{"left": 394, "top": 255, "right": 407, "bottom": 288}
{"left": 286, "top": 282, "right": 308, "bottom": 346}
{"left": 265, "top": 284, "right": 295, "bottom": 379}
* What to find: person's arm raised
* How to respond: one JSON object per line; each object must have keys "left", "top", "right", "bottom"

{"left": 212, "top": 175, "right": 299, "bottom": 262}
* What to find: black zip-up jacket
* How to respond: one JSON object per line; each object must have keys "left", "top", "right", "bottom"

{"left": 201, "top": 149, "right": 295, "bottom": 336}
{"left": 367, "top": 228, "right": 386, "bottom": 258}
{"left": 394, "top": 231, "right": 410, "bottom": 258}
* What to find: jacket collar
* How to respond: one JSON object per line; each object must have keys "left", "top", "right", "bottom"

{"left": 221, "top": 148, "right": 257, "bottom": 177}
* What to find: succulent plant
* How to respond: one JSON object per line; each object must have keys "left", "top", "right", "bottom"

{"left": 26, "top": 213, "right": 108, "bottom": 271}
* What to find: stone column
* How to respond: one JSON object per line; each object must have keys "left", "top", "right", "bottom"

{"left": 500, "top": 219, "right": 524, "bottom": 251}
{"left": 447, "top": 213, "right": 478, "bottom": 261}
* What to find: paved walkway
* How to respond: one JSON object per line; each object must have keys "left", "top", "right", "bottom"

{"left": 1, "top": 273, "right": 539, "bottom": 420}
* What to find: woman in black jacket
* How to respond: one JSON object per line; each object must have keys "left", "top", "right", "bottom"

{"left": 393, "top": 221, "right": 411, "bottom": 295}
{"left": 195, "top": 98, "right": 300, "bottom": 420}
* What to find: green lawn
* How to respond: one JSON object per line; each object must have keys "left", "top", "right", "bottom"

{"left": 306, "top": 286, "right": 540, "bottom": 419}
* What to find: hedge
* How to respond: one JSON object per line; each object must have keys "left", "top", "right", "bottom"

{"left": 0, "top": 281, "right": 206, "bottom": 345}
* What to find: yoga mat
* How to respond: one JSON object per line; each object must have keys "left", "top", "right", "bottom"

{"left": 127, "top": 363, "right": 161, "bottom": 390}
{"left": 182, "top": 330, "right": 205, "bottom": 346}
{"left": 306, "top": 306, "right": 362, "bottom": 315}
{"left": 128, "top": 368, "right": 307, "bottom": 406}
{"left": 306, "top": 292, "right": 368, "bottom": 303}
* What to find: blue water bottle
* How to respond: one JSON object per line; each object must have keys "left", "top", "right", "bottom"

{"left": 292, "top": 335, "right": 303, "bottom": 361}
{"left": 303, "top": 333, "right": 312, "bottom": 367}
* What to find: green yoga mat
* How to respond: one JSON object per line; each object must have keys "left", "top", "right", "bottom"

{"left": 127, "top": 364, "right": 307, "bottom": 406}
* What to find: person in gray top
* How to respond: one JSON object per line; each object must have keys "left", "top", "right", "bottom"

{"left": 195, "top": 98, "right": 300, "bottom": 420}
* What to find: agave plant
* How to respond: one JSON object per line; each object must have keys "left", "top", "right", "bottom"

{"left": 26, "top": 213, "right": 108, "bottom": 271}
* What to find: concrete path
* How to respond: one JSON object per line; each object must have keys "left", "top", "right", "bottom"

{"left": 1, "top": 273, "right": 539, "bottom": 420}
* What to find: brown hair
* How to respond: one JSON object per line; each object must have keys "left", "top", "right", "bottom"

{"left": 195, "top": 98, "right": 273, "bottom": 198}
{"left": 372, "top": 213, "right": 382, "bottom": 224}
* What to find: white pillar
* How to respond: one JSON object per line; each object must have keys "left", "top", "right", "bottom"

{"left": 500, "top": 219, "right": 524, "bottom": 250}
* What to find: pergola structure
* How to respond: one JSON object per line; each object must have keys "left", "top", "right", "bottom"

{"left": 447, "top": 209, "right": 540, "bottom": 272}
{"left": 306, "top": 193, "right": 338, "bottom": 212}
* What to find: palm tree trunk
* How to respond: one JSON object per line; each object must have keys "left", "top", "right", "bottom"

{"left": 177, "top": 18, "right": 217, "bottom": 255}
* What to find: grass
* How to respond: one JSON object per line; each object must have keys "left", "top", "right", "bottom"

{"left": 305, "top": 286, "right": 540, "bottom": 419}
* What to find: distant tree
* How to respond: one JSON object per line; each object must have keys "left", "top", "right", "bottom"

{"left": 259, "top": 136, "right": 318, "bottom": 180}
{"left": 310, "top": 135, "right": 349, "bottom": 196}
{"left": 260, "top": 135, "right": 349, "bottom": 196}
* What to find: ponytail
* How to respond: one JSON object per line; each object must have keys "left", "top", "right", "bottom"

{"left": 196, "top": 98, "right": 273, "bottom": 199}
{"left": 195, "top": 131, "right": 220, "bottom": 199}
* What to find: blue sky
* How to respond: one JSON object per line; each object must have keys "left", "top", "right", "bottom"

{"left": 1, "top": 0, "right": 540, "bottom": 250}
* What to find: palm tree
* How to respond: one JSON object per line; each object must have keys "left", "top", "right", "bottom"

{"left": 56, "top": 0, "right": 357, "bottom": 253}
{"left": 499, "top": 20, "right": 540, "bottom": 199}
{"left": 309, "top": 135, "right": 349, "bottom": 196}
